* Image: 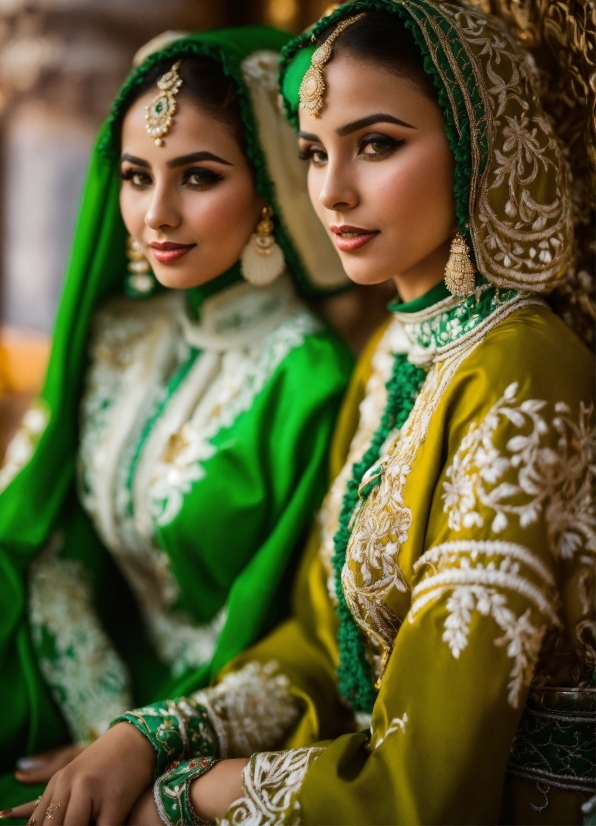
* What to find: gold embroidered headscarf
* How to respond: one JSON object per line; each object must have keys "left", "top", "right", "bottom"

{"left": 281, "top": 0, "right": 574, "bottom": 297}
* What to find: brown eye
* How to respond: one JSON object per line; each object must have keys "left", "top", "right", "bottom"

{"left": 359, "top": 134, "right": 404, "bottom": 159}
{"left": 119, "top": 168, "right": 152, "bottom": 188}
{"left": 298, "top": 146, "right": 327, "bottom": 166}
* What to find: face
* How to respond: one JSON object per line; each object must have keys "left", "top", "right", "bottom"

{"left": 120, "top": 90, "right": 264, "bottom": 289}
{"left": 298, "top": 56, "right": 456, "bottom": 299}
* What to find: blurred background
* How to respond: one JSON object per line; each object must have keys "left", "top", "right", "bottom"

{"left": 0, "top": 0, "right": 593, "bottom": 458}
{"left": 0, "top": 0, "right": 395, "bottom": 456}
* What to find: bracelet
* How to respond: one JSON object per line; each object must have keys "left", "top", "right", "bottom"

{"left": 154, "top": 756, "right": 219, "bottom": 826}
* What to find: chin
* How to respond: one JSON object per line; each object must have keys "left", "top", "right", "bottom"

{"left": 340, "top": 258, "right": 393, "bottom": 287}
{"left": 152, "top": 268, "right": 207, "bottom": 290}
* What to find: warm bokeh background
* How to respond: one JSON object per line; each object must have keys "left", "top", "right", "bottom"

{"left": 0, "top": 0, "right": 393, "bottom": 458}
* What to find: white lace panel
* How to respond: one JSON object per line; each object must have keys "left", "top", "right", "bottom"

{"left": 192, "top": 661, "right": 301, "bottom": 759}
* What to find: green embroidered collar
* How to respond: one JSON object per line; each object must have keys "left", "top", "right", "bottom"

{"left": 390, "top": 282, "right": 519, "bottom": 356}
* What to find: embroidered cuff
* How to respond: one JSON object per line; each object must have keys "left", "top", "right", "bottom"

{"left": 154, "top": 756, "right": 218, "bottom": 826}
{"left": 112, "top": 697, "right": 219, "bottom": 780}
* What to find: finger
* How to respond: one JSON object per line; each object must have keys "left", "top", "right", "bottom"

{"left": 15, "top": 745, "right": 85, "bottom": 785}
{"left": 37, "top": 789, "right": 70, "bottom": 826}
{"left": 61, "top": 790, "right": 92, "bottom": 826}
{"left": 0, "top": 801, "right": 35, "bottom": 819}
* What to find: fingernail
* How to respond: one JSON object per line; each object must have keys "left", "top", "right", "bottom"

{"left": 0, "top": 809, "right": 14, "bottom": 817}
{"left": 15, "top": 757, "right": 42, "bottom": 771}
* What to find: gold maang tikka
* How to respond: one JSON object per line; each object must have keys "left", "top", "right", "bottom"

{"left": 299, "top": 13, "right": 366, "bottom": 118}
{"left": 145, "top": 60, "right": 183, "bottom": 146}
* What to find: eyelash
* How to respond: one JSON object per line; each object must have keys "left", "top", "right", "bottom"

{"left": 118, "top": 167, "right": 224, "bottom": 190}
{"left": 298, "top": 134, "right": 405, "bottom": 166}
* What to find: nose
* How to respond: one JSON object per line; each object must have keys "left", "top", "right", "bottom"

{"left": 144, "top": 182, "right": 181, "bottom": 232}
{"left": 318, "top": 159, "right": 359, "bottom": 212}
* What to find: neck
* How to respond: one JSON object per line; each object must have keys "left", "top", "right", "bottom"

{"left": 391, "top": 236, "right": 451, "bottom": 303}
{"left": 186, "top": 263, "right": 243, "bottom": 320}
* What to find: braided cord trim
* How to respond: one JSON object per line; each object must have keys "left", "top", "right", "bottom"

{"left": 332, "top": 353, "right": 426, "bottom": 713}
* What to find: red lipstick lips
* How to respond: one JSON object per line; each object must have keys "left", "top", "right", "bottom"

{"left": 149, "top": 241, "right": 196, "bottom": 264}
{"left": 330, "top": 225, "right": 379, "bottom": 252}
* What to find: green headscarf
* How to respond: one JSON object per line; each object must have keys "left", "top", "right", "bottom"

{"left": 280, "top": 0, "right": 573, "bottom": 296}
{"left": 0, "top": 26, "right": 349, "bottom": 555}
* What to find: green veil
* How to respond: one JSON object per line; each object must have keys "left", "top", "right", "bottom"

{"left": 0, "top": 26, "right": 350, "bottom": 555}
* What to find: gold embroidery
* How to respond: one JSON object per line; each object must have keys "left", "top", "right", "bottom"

{"left": 401, "top": 1, "right": 573, "bottom": 293}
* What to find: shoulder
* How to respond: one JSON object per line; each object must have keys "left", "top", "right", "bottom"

{"left": 269, "top": 305, "right": 354, "bottom": 385}
{"left": 450, "top": 302, "right": 594, "bottom": 411}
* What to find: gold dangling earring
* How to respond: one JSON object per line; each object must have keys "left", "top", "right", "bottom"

{"left": 444, "top": 232, "right": 476, "bottom": 297}
{"left": 240, "top": 205, "right": 285, "bottom": 286}
{"left": 125, "top": 236, "right": 157, "bottom": 297}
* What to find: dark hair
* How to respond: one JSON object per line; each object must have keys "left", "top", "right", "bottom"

{"left": 317, "top": 11, "right": 437, "bottom": 102}
{"left": 118, "top": 55, "right": 247, "bottom": 155}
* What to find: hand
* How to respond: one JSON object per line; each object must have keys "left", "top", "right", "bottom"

{"left": 14, "top": 744, "right": 86, "bottom": 785}
{"left": 190, "top": 758, "right": 248, "bottom": 822}
{"left": 0, "top": 723, "right": 156, "bottom": 825}
{"left": 127, "top": 788, "right": 163, "bottom": 826}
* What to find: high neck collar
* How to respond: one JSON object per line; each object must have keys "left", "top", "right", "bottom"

{"left": 389, "top": 281, "right": 521, "bottom": 366}
{"left": 185, "top": 263, "right": 243, "bottom": 321}
{"left": 388, "top": 280, "right": 451, "bottom": 314}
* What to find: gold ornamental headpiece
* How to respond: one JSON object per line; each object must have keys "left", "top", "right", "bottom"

{"left": 145, "top": 60, "right": 183, "bottom": 146}
{"left": 299, "top": 13, "right": 366, "bottom": 117}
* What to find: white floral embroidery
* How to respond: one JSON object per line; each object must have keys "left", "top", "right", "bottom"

{"left": 148, "top": 310, "right": 321, "bottom": 527}
{"left": 442, "top": 382, "right": 596, "bottom": 558}
{"left": 77, "top": 285, "right": 320, "bottom": 679}
{"left": 0, "top": 400, "right": 49, "bottom": 493}
{"left": 28, "top": 534, "right": 132, "bottom": 741}
{"left": 221, "top": 746, "right": 324, "bottom": 826}
{"left": 411, "top": 540, "right": 559, "bottom": 708}
{"left": 374, "top": 712, "right": 408, "bottom": 749}
{"left": 192, "top": 660, "right": 301, "bottom": 759}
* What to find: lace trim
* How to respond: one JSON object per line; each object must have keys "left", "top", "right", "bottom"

{"left": 193, "top": 661, "right": 301, "bottom": 759}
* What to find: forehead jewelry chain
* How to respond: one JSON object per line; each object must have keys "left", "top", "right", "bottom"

{"left": 145, "top": 59, "right": 183, "bottom": 146}
{"left": 299, "top": 13, "right": 366, "bottom": 117}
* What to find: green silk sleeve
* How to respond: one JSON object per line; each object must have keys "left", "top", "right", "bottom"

{"left": 112, "top": 697, "right": 219, "bottom": 779}
{"left": 112, "top": 660, "right": 303, "bottom": 780}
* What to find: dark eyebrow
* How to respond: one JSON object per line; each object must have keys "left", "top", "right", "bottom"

{"left": 298, "top": 132, "right": 321, "bottom": 142}
{"left": 120, "top": 153, "right": 150, "bottom": 168}
{"left": 337, "top": 113, "right": 415, "bottom": 136}
{"left": 167, "top": 151, "right": 232, "bottom": 168}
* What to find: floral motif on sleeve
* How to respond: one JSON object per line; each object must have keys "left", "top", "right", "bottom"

{"left": 220, "top": 747, "right": 325, "bottom": 826}
{"left": 410, "top": 540, "right": 560, "bottom": 708}
{"left": 442, "top": 382, "right": 596, "bottom": 559}
{"left": 113, "top": 661, "right": 301, "bottom": 779}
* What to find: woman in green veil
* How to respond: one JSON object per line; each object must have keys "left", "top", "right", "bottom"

{"left": 5, "top": 2, "right": 594, "bottom": 826}
{"left": 0, "top": 25, "right": 355, "bottom": 807}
